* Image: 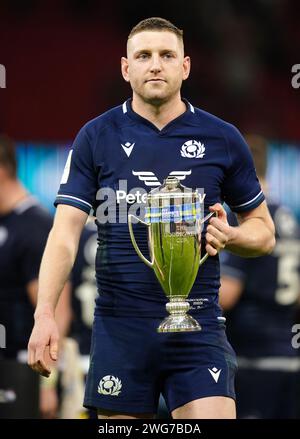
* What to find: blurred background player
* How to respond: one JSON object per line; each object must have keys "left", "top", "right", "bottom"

{"left": 71, "top": 218, "right": 97, "bottom": 366}
{"left": 219, "top": 134, "right": 300, "bottom": 419}
{"left": 68, "top": 218, "right": 98, "bottom": 418}
{"left": 0, "top": 135, "right": 71, "bottom": 418}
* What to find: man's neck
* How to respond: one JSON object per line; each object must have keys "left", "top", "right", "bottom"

{"left": 0, "top": 179, "right": 28, "bottom": 215}
{"left": 131, "top": 93, "right": 187, "bottom": 130}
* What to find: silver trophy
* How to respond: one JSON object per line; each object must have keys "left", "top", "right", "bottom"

{"left": 128, "top": 176, "right": 215, "bottom": 333}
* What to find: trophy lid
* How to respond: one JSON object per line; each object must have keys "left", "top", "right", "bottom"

{"left": 145, "top": 177, "right": 201, "bottom": 224}
{"left": 148, "top": 176, "right": 194, "bottom": 200}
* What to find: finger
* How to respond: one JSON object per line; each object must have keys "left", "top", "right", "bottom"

{"left": 28, "top": 343, "right": 42, "bottom": 373}
{"left": 206, "top": 233, "right": 226, "bottom": 252}
{"left": 206, "top": 225, "right": 228, "bottom": 245}
{"left": 34, "top": 345, "right": 51, "bottom": 377}
{"left": 37, "top": 360, "right": 51, "bottom": 377}
{"left": 28, "top": 342, "right": 45, "bottom": 374}
{"left": 33, "top": 360, "right": 50, "bottom": 377}
{"left": 209, "top": 203, "right": 227, "bottom": 223}
{"left": 32, "top": 361, "right": 49, "bottom": 377}
{"left": 205, "top": 243, "right": 218, "bottom": 256}
{"left": 209, "top": 216, "right": 229, "bottom": 231}
{"left": 49, "top": 335, "right": 58, "bottom": 361}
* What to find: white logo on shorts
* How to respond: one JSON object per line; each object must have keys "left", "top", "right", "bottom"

{"left": 208, "top": 367, "right": 222, "bottom": 383}
{"left": 98, "top": 375, "right": 122, "bottom": 396}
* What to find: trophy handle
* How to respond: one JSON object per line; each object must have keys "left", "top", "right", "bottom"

{"left": 199, "top": 211, "right": 218, "bottom": 266}
{"left": 128, "top": 214, "right": 154, "bottom": 268}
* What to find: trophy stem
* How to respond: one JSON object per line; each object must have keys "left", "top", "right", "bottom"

{"left": 157, "top": 297, "right": 202, "bottom": 333}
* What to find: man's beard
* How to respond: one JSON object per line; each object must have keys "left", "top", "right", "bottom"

{"left": 135, "top": 86, "right": 177, "bottom": 107}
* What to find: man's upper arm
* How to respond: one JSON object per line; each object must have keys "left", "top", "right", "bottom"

{"left": 52, "top": 205, "right": 88, "bottom": 243}
{"left": 236, "top": 200, "right": 275, "bottom": 235}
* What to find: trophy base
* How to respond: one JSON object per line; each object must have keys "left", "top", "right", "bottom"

{"left": 157, "top": 314, "right": 202, "bottom": 333}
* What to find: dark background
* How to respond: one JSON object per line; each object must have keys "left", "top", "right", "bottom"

{"left": 1, "top": 0, "right": 300, "bottom": 142}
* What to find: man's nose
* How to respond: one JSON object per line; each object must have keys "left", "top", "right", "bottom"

{"left": 150, "top": 55, "right": 162, "bottom": 73}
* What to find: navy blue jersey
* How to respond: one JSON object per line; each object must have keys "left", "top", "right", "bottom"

{"left": 0, "top": 197, "right": 52, "bottom": 357}
{"left": 71, "top": 221, "right": 98, "bottom": 355}
{"left": 221, "top": 203, "right": 300, "bottom": 357}
{"left": 55, "top": 99, "right": 264, "bottom": 318}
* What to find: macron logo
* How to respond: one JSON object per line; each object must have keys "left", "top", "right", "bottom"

{"left": 208, "top": 367, "right": 222, "bottom": 383}
{"left": 121, "top": 142, "right": 135, "bottom": 158}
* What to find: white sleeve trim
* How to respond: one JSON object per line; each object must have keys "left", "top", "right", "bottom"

{"left": 230, "top": 190, "right": 263, "bottom": 208}
{"left": 56, "top": 194, "right": 92, "bottom": 208}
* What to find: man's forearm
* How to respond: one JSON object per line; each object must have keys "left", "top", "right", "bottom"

{"left": 225, "top": 217, "right": 275, "bottom": 257}
{"left": 34, "top": 228, "right": 78, "bottom": 318}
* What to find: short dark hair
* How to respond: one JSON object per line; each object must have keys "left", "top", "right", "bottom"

{"left": 128, "top": 17, "right": 183, "bottom": 42}
{"left": 245, "top": 134, "right": 268, "bottom": 179}
{"left": 0, "top": 135, "right": 17, "bottom": 178}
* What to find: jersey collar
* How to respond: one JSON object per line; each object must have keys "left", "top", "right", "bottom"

{"left": 122, "top": 98, "right": 195, "bottom": 133}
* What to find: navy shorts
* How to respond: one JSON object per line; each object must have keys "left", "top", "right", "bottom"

{"left": 84, "top": 314, "right": 237, "bottom": 414}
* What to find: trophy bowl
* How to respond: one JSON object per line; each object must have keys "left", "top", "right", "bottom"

{"left": 128, "top": 176, "right": 215, "bottom": 333}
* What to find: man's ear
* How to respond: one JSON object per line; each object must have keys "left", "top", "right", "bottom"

{"left": 182, "top": 56, "right": 191, "bottom": 81}
{"left": 121, "top": 57, "right": 130, "bottom": 82}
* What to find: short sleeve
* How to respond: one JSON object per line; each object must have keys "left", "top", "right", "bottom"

{"left": 54, "top": 126, "right": 98, "bottom": 214}
{"left": 222, "top": 125, "right": 265, "bottom": 213}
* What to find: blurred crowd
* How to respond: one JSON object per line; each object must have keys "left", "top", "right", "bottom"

{"left": 0, "top": 0, "right": 300, "bottom": 141}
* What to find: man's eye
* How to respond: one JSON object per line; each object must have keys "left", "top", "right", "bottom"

{"left": 138, "top": 53, "right": 149, "bottom": 59}
{"left": 163, "top": 53, "right": 174, "bottom": 59}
